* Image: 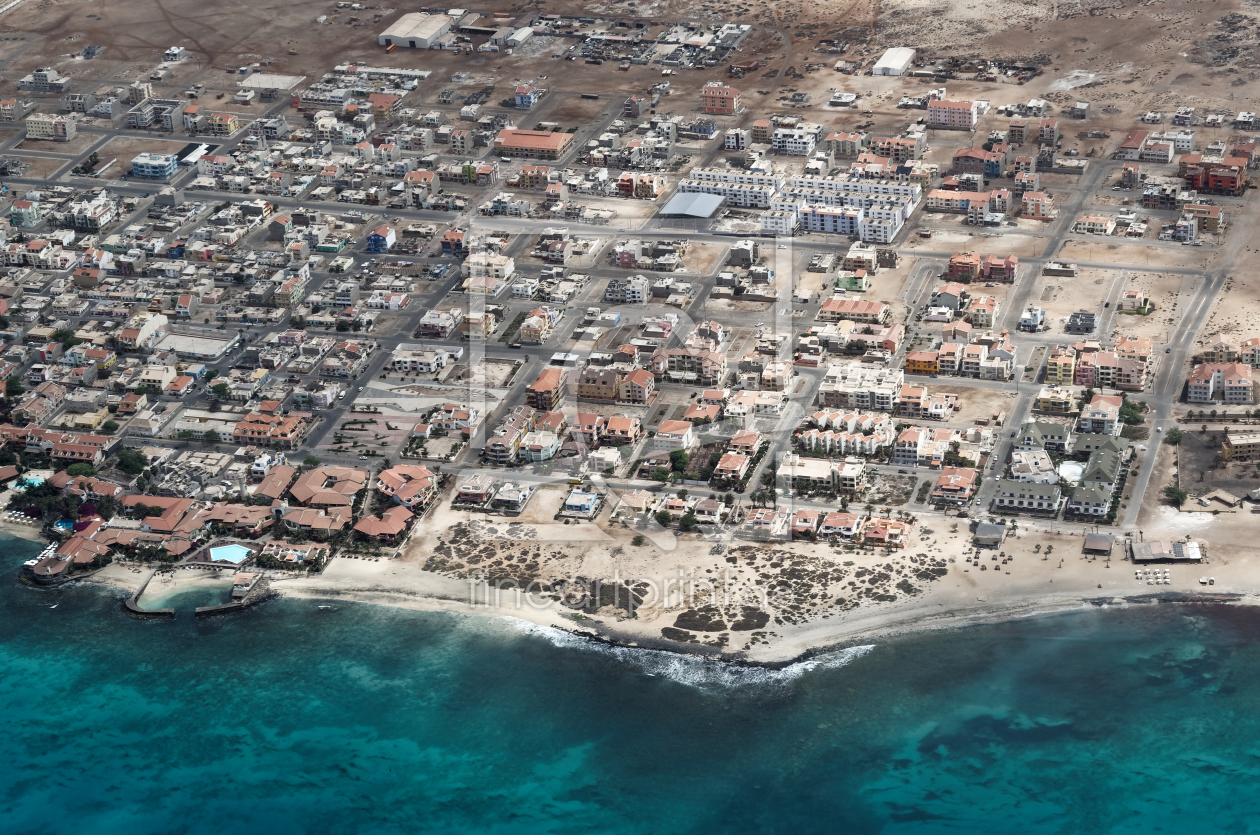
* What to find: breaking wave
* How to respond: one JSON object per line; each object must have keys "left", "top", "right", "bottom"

{"left": 500, "top": 617, "right": 874, "bottom": 688}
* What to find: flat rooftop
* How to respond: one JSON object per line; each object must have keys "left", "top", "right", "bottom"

{"left": 152, "top": 332, "right": 239, "bottom": 360}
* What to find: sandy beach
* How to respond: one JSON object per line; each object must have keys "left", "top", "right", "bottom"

{"left": 0, "top": 517, "right": 50, "bottom": 545}
{"left": 263, "top": 509, "right": 1259, "bottom": 664}
{"left": 138, "top": 569, "right": 236, "bottom": 608}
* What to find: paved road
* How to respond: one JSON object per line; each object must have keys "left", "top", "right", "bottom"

{"left": 0, "top": 79, "right": 1239, "bottom": 538}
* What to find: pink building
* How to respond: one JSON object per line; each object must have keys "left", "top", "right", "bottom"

{"left": 699, "top": 83, "right": 741, "bottom": 115}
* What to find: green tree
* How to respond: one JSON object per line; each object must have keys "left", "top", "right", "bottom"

{"left": 1163, "top": 486, "right": 1188, "bottom": 505}
{"left": 101, "top": 420, "right": 120, "bottom": 434}
{"left": 654, "top": 510, "right": 672, "bottom": 527}
{"left": 1164, "top": 427, "right": 1184, "bottom": 446}
{"left": 177, "top": 430, "right": 195, "bottom": 442}
{"left": 211, "top": 382, "right": 230, "bottom": 399}
{"left": 115, "top": 448, "right": 147, "bottom": 475}
{"left": 678, "top": 511, "right": 698, "bottom": 531}
{"left": 303, "top": 455, "right": 322, "bottom": 468}
{"left": 669, "top": 449, "right": 690, "bottom": 471}
{"left": 5, "top": 377, "right": 23, "bottom": 398}
{"left": 631, "top": 534, "right": 647, "bottom": 547}
{"left": 203, "top": 430, "right": 221, "bottom": 443}
{"left": 65, "top": 463, "right": 96, "bottom": 478}
{"left": 95, "top": 495, "right": 120, "bottom": 521}
{"left": 51, "top": 329, "right": 82, "bottom": 349}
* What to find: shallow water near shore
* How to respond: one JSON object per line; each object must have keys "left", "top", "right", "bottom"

{"left": 5, "top": 531, "right": 1260, "bottom": 834}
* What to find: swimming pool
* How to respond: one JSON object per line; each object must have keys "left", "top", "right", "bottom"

{"left": 53, "top": 520, "right": 73, "bottom": 532}
{"left": 17, "top": 477, "right": 43, "bottom": 489}
{"left": 209, "top": 544, "right": 254, "bottom": 564}
{"left": 1058, "top": 461, "right": 1084, "bottom": 484}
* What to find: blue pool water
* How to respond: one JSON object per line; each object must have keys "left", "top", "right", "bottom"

{"left": 6, "top": 529, "right": 1260, "bottom": 833}
{"left": 209, "top": 543, "right": 253, "bottom": 564}
{"left": 53, "top": 520, "right": 73, "bottom": 532}
{"left": 17, "top": 476, "right": 42, "bottom": 488}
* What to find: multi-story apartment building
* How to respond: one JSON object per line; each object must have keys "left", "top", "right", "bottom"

{"left": 699, "top": 82, "right": 741, "bottom": 115}
{"left": 927, "top": 99, "right": 978, "bottom": 130}
{"left": 994, "top": 480, "right": 1061, "bottom": 513}
{"left": 130, "top": 152, "right": 178, "bottom": 179}
{"left": 1187, "top": 362, "right": 1255, "bottom": 404}
{"left": 24, "top": 113, "right": 76, "bottom": 142}
{"left": 1022, "top": 191, "right": 1056, "bottom": 219}
{"left": 817, "top": 362, "right": 903, "bottom": 411}
{"left": 678, "top": 178, "right": 777, "bottom": 208}
{"left": 576, "top": 368, "right": 622, "bottom": 402}
{"left": 1077, "top": 394, "right": 1123, "bottom": 436}
{"left": 1045, "top": 347, "right": 1076, "bottom": 386}
{"left": 772, "top": 123, "right": 823, "bottom": 155}
{"left": 526, "top": 367, "right": 567, "bottom": 410}
{"left": 603, "top": 275, "right": 649, "bottom": 304}
{"left": 1223, "top": 432, "right": 1260, "bottom": 462}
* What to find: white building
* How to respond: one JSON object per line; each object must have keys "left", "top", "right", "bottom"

{"left": 772, "top": 123, "right": 823, "bottom": 156}
{"left": 677, "top": 179, "right": 777, "bottom": 209}
{"left": 377, "top": 13, "right": 453, "bottom": 49}
{"left": 871, "top": 47, "right": 915, "bottom": 76}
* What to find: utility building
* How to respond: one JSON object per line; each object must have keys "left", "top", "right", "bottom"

{"left": 872, "top": 47, "right": 915, "bottom": 76}
{"left": 378, "top": 13, "right": 453, "bottom": 49}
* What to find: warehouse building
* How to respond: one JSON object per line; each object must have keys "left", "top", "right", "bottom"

{"left": 872, "top": 47, "right": 915, "bottom": 76}
{"left": 378, "top": 13, "right": 454, "bottom": 49}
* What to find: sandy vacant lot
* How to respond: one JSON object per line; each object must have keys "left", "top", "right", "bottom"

{"left": 14, "top": 133, "right": 103, "bottom": 156}
{"left": 934, "top": 385, "right": 1017, "bottom": 425}
{"left": 869, "top": 256, "right": 918, "bottom": 300}
{"left": 1119, "top": 271, "right": 1196, "bottom": 343}
{"left": 1202, "top": 273, "right": 1260, "bottom": 346}
{"left": 10, "top": 155, "right": 68, "bottom": 180}
{"left": 1037, "top": 267, "right": 1116, "bottom": 323}
{"left": 1060, "top": 239, "right": 1217, "bottom": 272}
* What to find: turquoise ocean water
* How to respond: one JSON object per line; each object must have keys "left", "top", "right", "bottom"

{"left": 4, "top": 530, "right": 1259, "bottom": 834}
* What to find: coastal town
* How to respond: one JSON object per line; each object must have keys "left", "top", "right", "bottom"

{"left": 0, "top": 1, "right": 1258, "bottom": 652}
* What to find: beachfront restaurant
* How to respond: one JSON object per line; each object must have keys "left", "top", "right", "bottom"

{"left": 1130, "top": 540, "right": 1202, "bottom": 563}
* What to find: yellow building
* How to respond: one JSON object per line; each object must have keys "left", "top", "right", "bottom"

{"left": 1045, "top": 352, "right": 1076, "bottom": 386}
{"left": 206, "top": 112, "right": 240, "bottom": 136}
{"left": 904, "top": 350, "right": 939, "bottom": 375}
{"left": 1223, "top": 432, "right": 1260, "bottom": 461}
{"left": 1035, "top": 385, "right": 1076, "bottom": 413}
{"left": 460, "top": 311, "right": 497, "bottom": 341}
{"left": 70, "top": 408, "right": 108, "bottom": 430}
